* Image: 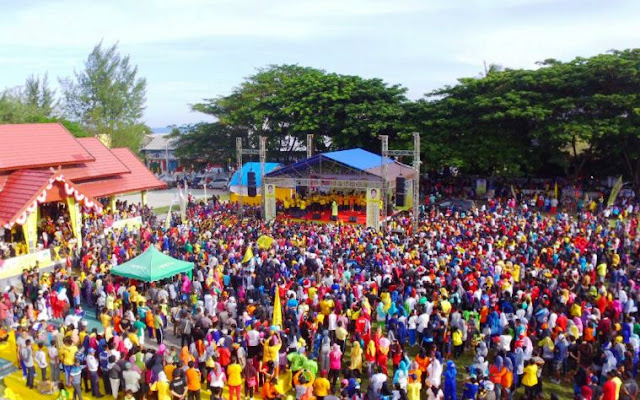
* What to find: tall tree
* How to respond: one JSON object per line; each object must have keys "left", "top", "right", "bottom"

{"left": 170, "top": 122, "right": 240, "bottom": 168}
{"left": 60, "top": 41, "right": 148, "bottom": 150}
{"left": 192, "top": 64, "right": 409, "bottom": 161}
{"left": 24, "top": 73, "right": 56, "bottom": 117}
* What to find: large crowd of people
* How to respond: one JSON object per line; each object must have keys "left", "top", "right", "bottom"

{"left": 5, "top": 185, "right": 640, "bottom": 400}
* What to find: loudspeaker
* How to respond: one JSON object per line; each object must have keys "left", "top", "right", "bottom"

{"left": 348, "top": 216, "right": 357, "bottom": 223}
{"left": 247, "top": 171, "right": 257, "bottom": 197}
{"left": 395, "top": 176, "right": 406, "bottom": 207}
{"left": 312, "top": 213, "right": 322, "bottom": 220}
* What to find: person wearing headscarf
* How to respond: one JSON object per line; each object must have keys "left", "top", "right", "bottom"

{"left": 393, "top": 358, "right": 410, "bottom": 391}
{"left": 489, "top": 355, "right": 506, "bottom": 400}
{"left": 443, "top": 360, "right": 457, "bottom": 400}
{"left": 349, "top": 340, "right": 363, "bottom": 376}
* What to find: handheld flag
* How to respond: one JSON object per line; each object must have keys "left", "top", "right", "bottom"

{"left": 272, "top": 286, "right": 282, "bottom": 328}
{"left": 241, "top": 246, "right": 254, "bottom": 263}
{"left": 257, "top": 235, "right": 275, "bottom": 249}
{"left": 554, "top": 182, "right": 558, "bottom": 199}
{"left": 607, "top": 176, "right": 623, "bottom": 207}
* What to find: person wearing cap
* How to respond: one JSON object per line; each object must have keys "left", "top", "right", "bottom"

{"left": 86, "top": 348, "right": 103, "bottom": 397}
{"left": 122, "top": 361, "right": 141, "bottom": 397}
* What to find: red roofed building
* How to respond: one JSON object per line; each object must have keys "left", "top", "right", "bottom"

{"left": 0, "top": 123, "right": 165, "bottom": 276}
{"left": 62, "top": 137, "right": 131, "bottom": 181}
{"left": 76, "top": 148, "right": 166, "bottom": 198}
{"left": 0, "top": 123, "right": 94, "bottom": 171}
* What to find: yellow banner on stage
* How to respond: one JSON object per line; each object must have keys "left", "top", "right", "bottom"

{"left": 264, "top": 184, "right": 276, "bottom": 222}
{"left": 366, "top": 187, "right": 380, "bottom": 229}
{"left": 0, "top": 250, "right": 53, "bottom": 279}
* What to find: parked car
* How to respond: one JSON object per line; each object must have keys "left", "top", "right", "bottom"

{"left": 207, "top": 177, "right": 230, "bottom": 190}
{"left": 158, "top": 173, "right": 177, "bottom": 188}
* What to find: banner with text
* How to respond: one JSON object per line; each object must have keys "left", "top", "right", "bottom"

{"left": 264, "top": 184, "right": 277, "bottom": 222}
{"left": 366, "top": 187, "right": 380, "bottom": 230}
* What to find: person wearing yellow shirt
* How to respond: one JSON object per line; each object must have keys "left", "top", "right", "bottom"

{"left": 597, "top": 263, "right": 607, "bottom": 283}
{"left": 60, "top": 337, "right": 78, "bottom": 387}
{"left": 227, "top": 357, "right": 243, "bottom": 400}
{"left": 319, "top": 295, "right": 334, "bottom": 316}
{"left": 522, "top": 359, "right": 542, "bottom": 399}
{"left": 335, "top": 322, "right": 349, "bottom": 351}
{"left": 452, "top": 328, "right": 463, "bottom": 358}
{"left": 313, "top": 370, "right": 331, "bottom": 400}
{"left": 156, "top": 371, "right": 172, "bottom": 400}
{"left": 262, "top": 332, "right": 282, "bottom": 368}
{"left": 407, "top": 378, "right": 422, "bottom": 400}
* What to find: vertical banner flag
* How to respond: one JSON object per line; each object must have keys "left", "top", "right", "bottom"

{"left": 272, "top": 286, "right": 283, "bottom": 328}
{"left": 366, "top": 187, "right": 380, "bottom": 230}
{"left": 476, "top": 179, "right": 487, "bottom": 197}
{"left": 265, "top": 184, "right": 276, "bottom": 222}
{"left": 178, "top": 184, "right": 187, "bottom": 221}
{"left": 607, "top": 176, "right": 623, "bottom": 207}
{"left": 554, "top": 182, "right": 558, "bottom": 199}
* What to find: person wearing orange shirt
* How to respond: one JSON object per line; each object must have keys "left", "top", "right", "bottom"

{"left": 186, "top": 361, "right": 201, "bottom": 400}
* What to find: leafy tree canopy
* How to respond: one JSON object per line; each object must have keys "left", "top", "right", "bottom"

{"left": 190, "top": 64, "right": 410, "bottom": 162}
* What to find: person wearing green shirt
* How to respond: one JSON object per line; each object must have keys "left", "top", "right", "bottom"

{"left": 133, "top": 317, "right": 146, "bottom": 345}
{"left": 288, "top": 348, "right": 308, "bottom": 374}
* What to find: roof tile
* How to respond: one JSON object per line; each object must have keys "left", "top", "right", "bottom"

{"left": 77, "top": 148, "right": 166, "bottom": 197}
{"left": 0, "top": 123, "right": 94, "bottom": 171}
{"left": 61, "top": 137, "right": 131, "bottom": 181}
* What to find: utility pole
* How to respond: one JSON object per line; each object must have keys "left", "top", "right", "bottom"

{"left": 379, "top": 135, "right": 389, "bottom": 229}
{"left": 236, "top": 137, "right": 243, "bottom": 216}
{"left": 412, "top": 132, "right": 421, "bottom": 232}
{"left": 236, "top": 136, "right": 265, "bottom": 217}
{"left": 382, "top": 133, "right": 421, "bottom": 232}
{"left": 259, "top": 136, "right": 267, "bottom": 216}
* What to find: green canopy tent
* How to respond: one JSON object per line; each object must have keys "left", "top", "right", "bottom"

{"left": 110, "top": 246, "right": 194, "bottom": 282}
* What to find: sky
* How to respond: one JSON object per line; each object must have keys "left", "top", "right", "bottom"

{"left": 1, "top": 0, "right": 640, "bottom": 129}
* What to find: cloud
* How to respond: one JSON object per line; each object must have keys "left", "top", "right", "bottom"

{"left": 0, "top": 0, "right": 440, "bottom": 48}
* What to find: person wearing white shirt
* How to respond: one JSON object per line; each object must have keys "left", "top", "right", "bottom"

{"left": 34, "top": 343, "right": 48, "bottom": 382}
{"left": 48, "top": 343, "right": 60, "bottom": 383}
{"left": 86, "top": 349, "right": 103, "bottom": 397}
{"left": 426, "top": 357, "right": 442, "bottom": 388}
{"left": 328, "top": 311, "right": 337, "bottom": 340}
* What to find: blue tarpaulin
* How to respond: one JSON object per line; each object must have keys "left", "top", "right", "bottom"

{"left": 323, "top": 148, "right": 393, "bottom": 170}
{"left": 230, "top": 162, "right": 281, "bottom": 187}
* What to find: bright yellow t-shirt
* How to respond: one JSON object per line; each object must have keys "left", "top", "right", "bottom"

{"left": 313, "top": 377, "right": 331, "bottom": 397}
{"left": 227, "top": 363, "right": 243, "bottom": 387}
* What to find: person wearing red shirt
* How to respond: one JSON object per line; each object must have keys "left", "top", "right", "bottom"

{"left": 602, "top": 371, "right": 617, "bottom": 400}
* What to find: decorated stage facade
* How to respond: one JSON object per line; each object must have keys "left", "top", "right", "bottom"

{"left": 263, "top": 148, "right": 416, "bottom": 229}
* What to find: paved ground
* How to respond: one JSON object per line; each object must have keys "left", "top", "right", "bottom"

{"left": 117, "top": 188, "right": 226, "bottom": 209}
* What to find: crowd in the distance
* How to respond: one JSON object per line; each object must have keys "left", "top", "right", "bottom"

{"left": 6, "top": 182, "right": 640, "bottom": 400}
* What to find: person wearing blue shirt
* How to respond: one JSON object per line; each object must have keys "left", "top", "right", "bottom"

{"left": 462, "top": 376, "right": 479, "bottom": 400}
{"left": 70, "top": 362, "right": 83, "bottom": 400}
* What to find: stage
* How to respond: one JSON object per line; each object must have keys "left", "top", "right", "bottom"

{"left": 278, "top": 209, "right": 367, "bottom": 225}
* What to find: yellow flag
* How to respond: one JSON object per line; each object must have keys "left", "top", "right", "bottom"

{"left": 607, "top": 176, "right": 623, "bottom": 207}
{"left": 257, "top": 235, "right": 274, "bottom": 249}
{"left": 242, "top": 246, "right": 254, "bottom": 263}
{"left": 554, "top": 182, "right": 558, "bottom": 199}
{"left": 272, "top": 287, "right": 283, "bottom": 327}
